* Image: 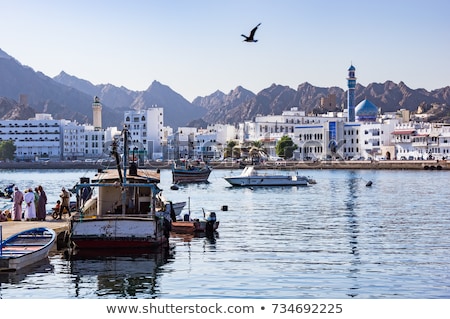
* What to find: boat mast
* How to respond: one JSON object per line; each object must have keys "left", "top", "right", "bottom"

{"left": 121, "top": 126, "right": 129, "bottom": 216}
{"left": 112, "top": 138, "right": 123, "bottom": 184}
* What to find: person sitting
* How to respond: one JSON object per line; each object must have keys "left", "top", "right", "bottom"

{"left": 53, "top": 200, "right": 61, "bottom": 212}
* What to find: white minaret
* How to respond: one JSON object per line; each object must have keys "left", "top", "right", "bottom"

{"left": 92, "top": 96, "right": 102, "bottom": 130}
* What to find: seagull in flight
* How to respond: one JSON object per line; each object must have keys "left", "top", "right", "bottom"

{"left": 241, "top": 23, "right": 261, "bottom": 42}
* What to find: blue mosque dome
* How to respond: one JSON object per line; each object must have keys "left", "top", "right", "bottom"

{"left": 348, "top": 64, "right": 356, "bottom": 71}
{"left": 355, "top": 99, "right": 378, "bottom": 122}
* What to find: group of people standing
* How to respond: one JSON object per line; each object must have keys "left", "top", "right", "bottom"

{"left": 12, "top": 185, "right": 47, "bottom": 221}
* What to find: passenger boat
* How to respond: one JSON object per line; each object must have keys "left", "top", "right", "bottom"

{"left": 223, "top": 165, "right": 314, "bottom": 187}
{"left": 68, "top": 127, "right": 171, "bottom": 250}
{"left": 172, "top": 159, "right": 212, "bottom": 183}
{"left": 0, "top": 227, "right": 56, "bottom": 271}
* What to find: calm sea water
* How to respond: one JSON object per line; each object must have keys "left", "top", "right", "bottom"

{"left": 1, "top": 167, "right": 449, "bottom": 299}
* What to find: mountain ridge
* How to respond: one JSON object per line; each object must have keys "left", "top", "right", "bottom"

{"left": 1, "top": 48, "right": 450, "bottom": 127}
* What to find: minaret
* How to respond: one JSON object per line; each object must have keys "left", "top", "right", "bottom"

{"left": 92, "top": 96, "right": 102, "bottom": 130}
{"left": 347, "top": 64, "right": 356, "bottom": 122}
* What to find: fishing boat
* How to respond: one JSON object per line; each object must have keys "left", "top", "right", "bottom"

{"left": 172, "top": 159, "right": 212, "bottom": 183}
{"left": 171, "top": 210, "right": 219, "bottom": 234}
{"left": 223, "top": 165, "right": 314, "bottom": 187}
{"left": 0, "top": 227, "right": 56, "bottom": 271}
{"left": 170, "top": 198, "right": 219, "bottom": 234}
{"left": 68, "top": 127, "right": 171, "bottom": 250}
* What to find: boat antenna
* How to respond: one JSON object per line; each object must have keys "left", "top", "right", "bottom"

{"left": 188, "top": 196, "right": 191, "bottom": 218}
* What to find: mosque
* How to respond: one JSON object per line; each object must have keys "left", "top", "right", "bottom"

{"left": 240, "top": 64, "right": 400, "bottom": 160}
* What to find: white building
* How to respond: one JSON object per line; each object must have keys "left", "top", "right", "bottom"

{"left": 124, "top": 107, "right": 164, "bottom": 160}
{"left": 83, "top": 125, "right": 106, "bottom": 159}
{"left": 0, "top": 114, "right": 63, "bottom": 161}
{"left": 240, "top": 108, "right": 348, "bottom": 159}
{"left": 62, "top": 120, "right": 85, "bottom": 160}
{"left": 393, "top": 122, "right": 450, "bottom": 160}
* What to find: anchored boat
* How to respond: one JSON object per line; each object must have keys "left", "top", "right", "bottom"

{"left": 172, "top": 159, "right": 212, "bottom": 183}
{"left": 224, "top": 166, "right": 314, "bottom": 187}
{"left": 68, "top": 127, "right": 171, "bottom": 250}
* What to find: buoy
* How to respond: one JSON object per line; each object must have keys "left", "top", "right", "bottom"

{"left": 366, "top": 181, "right": 373, "bottom": 187}
{"left": 221, "top": 205, "right": 228, "bottom": 211}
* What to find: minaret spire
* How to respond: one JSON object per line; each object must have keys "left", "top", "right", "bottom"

{"left": 347, "top": 64, "right": 357, "bottom": 122}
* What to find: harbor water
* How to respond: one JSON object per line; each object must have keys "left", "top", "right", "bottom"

{"left": 0, "top": 167, "right": 449, "bottom": 299}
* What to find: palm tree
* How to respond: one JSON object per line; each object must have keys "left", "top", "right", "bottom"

{"left": 249, "top": 140, "right": 266, "bottom": 164}
{"left": 224, "top": 141, "right": 240, "bottom": 159}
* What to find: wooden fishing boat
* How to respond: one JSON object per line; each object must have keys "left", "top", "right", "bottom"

{"left": 172, "top": 159, "right": 211, "bottom": 183}
{"left": 0, "top": 227, "right": 56, "bottom": 271}
{"left": 68, "top": 127, "right": 171, "bottom": 250}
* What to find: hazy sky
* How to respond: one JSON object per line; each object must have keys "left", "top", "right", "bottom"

{"left": 1, "top": 0, "right": 449, "bottom": 101}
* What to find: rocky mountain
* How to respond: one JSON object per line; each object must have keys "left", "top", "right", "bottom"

{"left": 193, "top": 81, "right": 450, "bottom": 125}
{"left": 53, "top": 71, "right": 138, "bottom": 111}
{"left": 192, "top": 86, "right": 255, "bottom": 124}
{"left": 0, "top": 49, "right": 121, "bottom": 127}
{"left": 1, "top": 48, "right": 450, "bottom": 128}
{"left": 53, "top": 72, "right": 206, "bottom": 128}
{"left": 0, "top": 97, "right": 34, "bottom": 120}
{"left": 129, "top": 80, "right": 206, "bottom": 129}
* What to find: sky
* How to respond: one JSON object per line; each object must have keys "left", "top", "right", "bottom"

{"left": 1, "top": 0, "right": 449, "bottom": 101}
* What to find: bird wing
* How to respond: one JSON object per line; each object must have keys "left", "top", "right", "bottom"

{"left": 249, "top": 23, "right": 261, "bottom": 38}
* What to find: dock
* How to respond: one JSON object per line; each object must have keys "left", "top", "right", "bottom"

{"left": 0, "top": 219, "right": 69, "bottom": 243}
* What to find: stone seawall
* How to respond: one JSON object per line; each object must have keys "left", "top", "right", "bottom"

{"left": 0, "top": 160, "right": 448, "bottom": 171}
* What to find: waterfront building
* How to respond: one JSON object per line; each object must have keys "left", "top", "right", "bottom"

{"left": 0, "top": 114, "right": 63, "bottom": 161}
{"left": 123, "top": 107, "right": 164, "bottom": 161}
{"left": 192, "top": 130, "right": 217, "bottom": 160}
{"left": 83, "top": 125, "right": 105, "bottom": 159}
{"left": 166, "top": 127, "right": 196, "bottom": 160}
{"left": 164, "top": 124, "right": 236, "bottom": 161}
{"left": 239, "top": 107, "right": 351, "bottom": 159}
{"left": 62, "top": 120, "right": 85, "bottom": 160}
{"left": 393, "top": 122, "right": 450, "bottom": 160}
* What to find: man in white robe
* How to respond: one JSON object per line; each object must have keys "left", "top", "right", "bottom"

{"left": 24, "top": 188, "right": 36, "bottom": 220}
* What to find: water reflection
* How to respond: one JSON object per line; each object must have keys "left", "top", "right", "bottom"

{"left": 345, "top": 171, "right": 361, "bottom": 298}
{"left": 65, "top": 247, "right": 174, "bottom": 298}
{"left": 0, "top": 258, "right": 54, "bottom": 285}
